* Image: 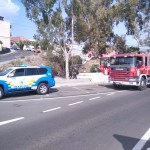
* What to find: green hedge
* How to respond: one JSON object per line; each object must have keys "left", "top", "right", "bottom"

{"left": 90, "top": 64, "right": 100, "bottom": 73}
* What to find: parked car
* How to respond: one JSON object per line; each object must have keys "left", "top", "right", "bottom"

{"left": 11, "top": 45, "right": 20, "bottom": 50}
{"left": 23, "top": 45, "right": 35, "bottom": 51}
{"left": 0, "top": 48, "right": 11, "bottom": 55}
{"left": 34, "top": 48, "right": 41, "bottom": 53}
{"left": 0, "top": 64, "right": 55, "bottom": 99}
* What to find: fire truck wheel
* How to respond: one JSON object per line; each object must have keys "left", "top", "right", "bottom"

{"left": 113, "top": 84, "right": 121, "bottom": 89}
{"left": 138, "top": 77, "right": 147, "bottom": 91}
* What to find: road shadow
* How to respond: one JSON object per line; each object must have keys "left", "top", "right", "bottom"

{"left": 4, "top": 88, "right": 59, "bottom": 99}
{"left": 113, "top": 134, "right": 150, "bottom": 150}
{"left": 98, "top": 84, "right": 141, "bottom": 91}
{"left": 49, "top": 88, "right": 59, "bottom": 93}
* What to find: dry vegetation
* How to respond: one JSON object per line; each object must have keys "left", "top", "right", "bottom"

{"left": 0, "top": 51, "right": 100, "bottom": 74}
{"left": 0, "top": 52, "right": 47, "bottom": 72}
{"left": 79, "top": 59, "right": 99, "bottom": 73}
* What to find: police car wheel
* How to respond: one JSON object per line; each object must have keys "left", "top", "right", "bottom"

{"left": 0, "top": 87, "right": 4, "bottom": 99}
{"left": 37, "top": 83, "right": 48, "bottom": 95}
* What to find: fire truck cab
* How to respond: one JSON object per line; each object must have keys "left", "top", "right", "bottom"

{"left": 108, "top": 53, "right": 150, "bottom": 90}
{"left": 99, "top": 56, "right": 111, "bottom": 75}
{"left": 99, "top": 52, "right": 116, "bottom": 75}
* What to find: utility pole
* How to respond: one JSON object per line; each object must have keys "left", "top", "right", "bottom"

{"left": 71, "top": 0, "right": 74, "bottom": 50}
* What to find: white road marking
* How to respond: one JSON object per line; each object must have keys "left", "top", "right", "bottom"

{"left": 132, "top": 128, "right": 150, "bottom": 150}
{"left": 89, "top": 97, "right": 101, "bottom": 101}
{"left": 107, "top": 92, "right": 115, "bottom": 96}
{"left": 68, "top": 101, "right": 83, "bottom": 106}
{"left": 42, "top": 107, "right": 61, "bottom": 113}
{"left": 0, "top": 117, "right": 24, "bottom": 126}
{"left": 0, "top": 91, "right": 123, "bottom": 103}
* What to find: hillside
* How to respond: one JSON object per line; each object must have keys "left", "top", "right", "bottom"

{"left": 0, "top": 52, "right": 47, "bottom": 72}
{"left": 79, "top": 58, "right": 100, "bottom": 73}
{"left": 0, "top": 51, "right": 100, "bottom": 73}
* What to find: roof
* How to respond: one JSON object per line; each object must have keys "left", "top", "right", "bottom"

{"left": 11, "top": 36, "right": 28, "bottom": 42}
{"left": 114, "top": 53, "right": 150, "bottom": 57}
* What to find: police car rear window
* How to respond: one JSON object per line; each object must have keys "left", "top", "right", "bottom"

{"left": 25, "top": 68, "right": 38, "bottom": 76}
{"left": 38, "top": 68, "right": 47, "bottom": 75}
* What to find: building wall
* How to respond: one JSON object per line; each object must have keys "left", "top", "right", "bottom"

{"left": 0, "top": 20, "right": 10, "bottom": 48}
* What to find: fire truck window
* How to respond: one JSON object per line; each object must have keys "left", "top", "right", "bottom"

{"left": 110, "top": 58, "right": 115, "bottom": 65}
{"left": 100, "top": 58, "right": 109, "bottom": 66}
{"left": 111, "top": 57, "right": 134, "bottom": 65}
{"left": 136, "top": 57, "right": 142, "bottom": 66}
{"left": 146, "top": 57, "right": 150, "bottom": 66}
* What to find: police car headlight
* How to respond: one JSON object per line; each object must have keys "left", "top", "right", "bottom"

{"left": 128, "top": 77, "right": 139, "bottom": 82}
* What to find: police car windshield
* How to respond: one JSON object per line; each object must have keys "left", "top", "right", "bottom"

{"left": 0, "top": 68, "right": 13, "bottom": 76}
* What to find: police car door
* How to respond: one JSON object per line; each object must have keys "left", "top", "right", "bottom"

{"left": 7, "top": 68, "right": 26, "bottom": 91}
{"left": 24, "top": 68, "right": 39, "bottom": 89}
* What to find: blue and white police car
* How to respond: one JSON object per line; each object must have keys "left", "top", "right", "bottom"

{"left": 0, "top": 64, "right": 55, "bottom": 99}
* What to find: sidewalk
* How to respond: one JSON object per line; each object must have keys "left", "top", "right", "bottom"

{"left": 55, "top": 75, "right": 109, "bottom": 87}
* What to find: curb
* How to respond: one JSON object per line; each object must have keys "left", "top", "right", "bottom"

{"left": 55, "top": 82, "right": 95, "bottom": 88}
{"left": 54, "top": 79, "right": 108, "bottom": 88}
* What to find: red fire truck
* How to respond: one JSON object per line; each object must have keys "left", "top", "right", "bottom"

{"left": 99, "top": 51, "right": 116, "bottom": 75}
{"left": 107, "top": 53, "right": 150, "bottom": 90}
{"left": 99, "top": 55, "right": 111, "bottom": 75}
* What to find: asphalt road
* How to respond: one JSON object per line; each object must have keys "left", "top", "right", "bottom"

{"left": 0, "top": 85, "right": 150, "bottom": 150}
{"left": 0, "top": 50, "right": 34, "bottom": 64}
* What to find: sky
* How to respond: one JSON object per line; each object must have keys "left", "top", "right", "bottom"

{"left": 0, "top": 0, "right": 36, "bottom": 40}
{"left": 0, "top": 0, "right": 138, "bottom": 46}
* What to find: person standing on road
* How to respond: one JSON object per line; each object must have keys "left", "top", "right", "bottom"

{"left": 72, "top": 70, "right": 77, "bottom": 79}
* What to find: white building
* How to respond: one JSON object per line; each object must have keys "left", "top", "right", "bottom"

{"left": 0, "top": 16, "right": 11, "bottom": 48}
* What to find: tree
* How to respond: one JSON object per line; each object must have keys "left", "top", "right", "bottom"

{"left": 114, "top": 35, "right": 127, "bottom": 53}
{"left": 21, "top": 0, "right": 76, "bottom": 79}
{"left": 75, "top": 0, "right": 150, "bottom": 54}
{"left": 74, "top": 0, "right": 115, "bottom": 55}
{"left": 143, "top": 24, "right": 150, "bottom": 47}
{"left": 70, "top": 55, "right": 82, "bottom": 65}
{"left": 127, "top": 46, "right": 139, "bottom": 53}
{"left": 18, "top": 40, "right": 31, "bottom": 50}
{"left": 113, "top": 0, "right": 150, "bottom": 35}
{"left": 21, "top": 0, "right": 150, "bottom": 76}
